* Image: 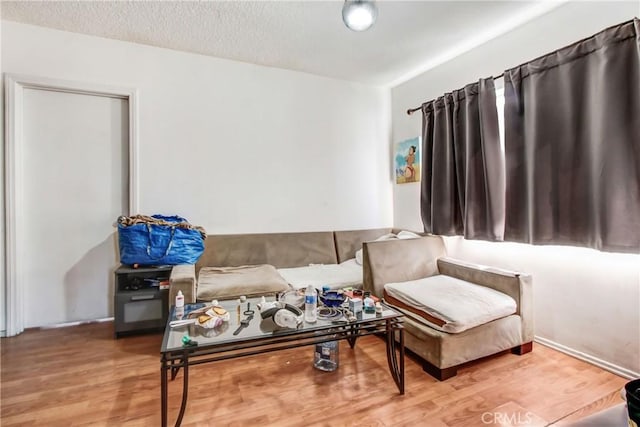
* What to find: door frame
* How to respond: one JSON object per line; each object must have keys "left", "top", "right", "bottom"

{"left": 3, "top": 73, "right": 139, "bottom": 336}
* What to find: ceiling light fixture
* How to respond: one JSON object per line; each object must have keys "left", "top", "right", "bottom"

{"left": 342, "top": 0, "right": 378, "bottom": 32}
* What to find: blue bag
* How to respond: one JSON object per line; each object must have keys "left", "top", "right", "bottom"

{"left": 117, "top": 214, "right": 206, "bottom": 266}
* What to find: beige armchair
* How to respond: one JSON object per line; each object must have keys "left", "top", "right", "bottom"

{"left": 363, "top": 235, "right": 533, "bottom": 380}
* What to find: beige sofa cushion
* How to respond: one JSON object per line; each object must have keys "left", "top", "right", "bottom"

{"left": 353, "top": 230, "right": 421, "bottom": 265}
{"left": 196, "top": 232, "right": 337, "bottom": 271}
{"left": 384, "top": 275, "right": 517, "bottom": 333}
{"left": 277, "top": 259, "right": 362, "bottom": 290}
{"left": 333, "top": 228, "right": 393, "bottom": 263}
{"left": 363, "top": 235, "right": 446, "bottom": 298}
{"left": 197, "top": 265, "right": 290, "bottom": 300}
{"left": 354, "top": 233, "right": 397, "bottom": 265}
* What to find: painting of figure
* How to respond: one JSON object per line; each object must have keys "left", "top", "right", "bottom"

{"left": 395, "top": 137, "right": 421, "bottom": 184}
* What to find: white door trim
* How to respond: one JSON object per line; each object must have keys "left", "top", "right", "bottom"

{"left": 3, "top": 73, "right": 139, "bottom": 336}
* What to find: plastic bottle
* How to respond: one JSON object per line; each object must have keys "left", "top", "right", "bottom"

{"left": 314, "top": 336, "right": 339, "bottom": 372}
{"left": 375, "top": 301, "right": 383, "bottom": 314}
{"left": 304, "top": 285, "right": 317, "bottom": 323}
{"left": 363, "top": 291, "right": 375, "bottom": 314}
{"left": 175, "top": 290, "right": 184, "bottom": 308}
{"left": 314, "top": 285, "right": 338, "bottom": 370}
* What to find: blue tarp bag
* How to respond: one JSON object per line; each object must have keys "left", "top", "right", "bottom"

{"left": 117, "top": 214, "right": 206, "bottom": 266}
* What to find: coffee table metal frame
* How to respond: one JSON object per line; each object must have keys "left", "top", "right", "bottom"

{"left": 160, "top": 300, "right": 404, "bottom": 427}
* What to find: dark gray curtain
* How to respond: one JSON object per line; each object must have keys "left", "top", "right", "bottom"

{"left": 421, "top": 78, "right": 504, "bottom": 240}
{"left": 504, "top": 19, "right": 640, "bottom": 253}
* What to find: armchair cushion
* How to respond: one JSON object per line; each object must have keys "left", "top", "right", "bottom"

{"left": 197, "top": 264, "right": 290, "bottom": 300}
{"left": 436, "top": 257, "right": 533, "bottom": 343}
{"left": 384, "top": 274, "right": 517, "bottom": 334}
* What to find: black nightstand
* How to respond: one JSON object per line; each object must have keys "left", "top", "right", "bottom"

{"left": 114, "top": 265, "right": 172, "bottom": 338}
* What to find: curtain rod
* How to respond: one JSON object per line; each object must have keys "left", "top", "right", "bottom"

{"left": 405, "top": 17, "right": 638, "bottom": 116}
{"left": 406, "top": 71, "right": 506, "bottom": 115}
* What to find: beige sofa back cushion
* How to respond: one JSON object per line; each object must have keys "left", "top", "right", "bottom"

{"left": 196, "top": 231, "right": 337, "bottom": 271}
{"left": 363, "top": 235, "right": 447, "bottom": 297}
{"left": 334, "top": 228, "right": 393, "bottom": 263}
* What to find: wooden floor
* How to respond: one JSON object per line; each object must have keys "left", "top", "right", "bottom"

{"left": 0, "top": 322, "right": 627, "bottom": 427}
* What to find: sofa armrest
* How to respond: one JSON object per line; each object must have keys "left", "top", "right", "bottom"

{"left": 437, "top": 257, "right": 533, "bottom": 342}
{"left": 169, "top": 264, "right": 197, "bottom": 307}
{"left": 362, "top": 236, "right": 446, "bottom": 298}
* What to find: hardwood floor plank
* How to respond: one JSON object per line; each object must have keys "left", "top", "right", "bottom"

{"left": 0, "top": 322, "right": 628, "bottom": 427}
{"left": 549, "top": 388, "right": 625, "bottom": 426}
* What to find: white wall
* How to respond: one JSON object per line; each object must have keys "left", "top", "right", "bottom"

{"left": 1, "top": 21, "right": 393, "bottom": 330}
{"left": 392, "top": 1, "right": 640, "bottom": 377}
{"left": 0, "top": 23, "right": 5, "bottom": 333}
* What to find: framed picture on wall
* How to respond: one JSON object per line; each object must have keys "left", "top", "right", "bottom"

{"left": 395, "top": 136, "right": 421, "bottom": 184}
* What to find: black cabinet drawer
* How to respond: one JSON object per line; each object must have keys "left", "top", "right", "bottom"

{"left": 113, "top": 265, "right": 172, "bottom": 338}
{"left": 114, "top": 290, "right": 168, "bottom": 336}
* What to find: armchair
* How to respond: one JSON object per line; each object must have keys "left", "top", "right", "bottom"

{"left": 362, "top": 235, "right": 533, "bottom": 380}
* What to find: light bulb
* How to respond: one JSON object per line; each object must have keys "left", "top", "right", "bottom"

{"left": 342, "top": 0, "right": 378, "bottom": 32}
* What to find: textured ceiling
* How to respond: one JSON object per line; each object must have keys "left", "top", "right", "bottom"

{"left": 1, "top": 1, "right": 564, "bottom": 86}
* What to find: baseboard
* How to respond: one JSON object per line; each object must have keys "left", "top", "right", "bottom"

{"left": 535, "top": 335, "right": 639, "bottom": 380}
{"left": 37, "top": 317, "right": 114, "bottom": 330}
{"left": 0, "top": 318, "right": 114, "bottom": 337}
{"left": 0, "top": 317, "right": 113, "bottom": 338}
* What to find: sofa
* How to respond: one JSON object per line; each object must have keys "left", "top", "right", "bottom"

{"left": 169, "top": 228, "right": 532, "bottom": 380}
{"left": 169, "top": 228, "right": 394, "bottom": 305}
{"left": 362, "top": 235, "right": 533, "bottom": 380}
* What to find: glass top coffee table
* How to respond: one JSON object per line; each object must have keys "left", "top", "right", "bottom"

{"left": 160, "top": 296, "right": 404, "bottom": 427}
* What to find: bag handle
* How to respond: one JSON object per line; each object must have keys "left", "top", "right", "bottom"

{"left": 145, "top": 224, "right": 175, "bottom": 261}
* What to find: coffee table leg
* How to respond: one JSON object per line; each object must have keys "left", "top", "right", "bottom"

{"left": 171, "top": 358, "right": 181, "bottom": 380}
{"left": 175, "top": 351, "right": 189, "bottom": 427}
{"left": 347, "top": 323, "right": 358, "bottom": 349}
{"left": 398, "top": 324, "right": 405, "bottom": 393}
{"left": 161, "top": 355, "right": 169, "bottom": 427}
{"left": 385, "top": 318, "right": 405, "bottom": 395}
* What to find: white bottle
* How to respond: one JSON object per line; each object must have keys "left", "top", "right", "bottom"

{"left": 175, "top": 290, "right": 185, "bottom": 308}
{"left": 304, "top": 285, "right": 317, "bottom": 323}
